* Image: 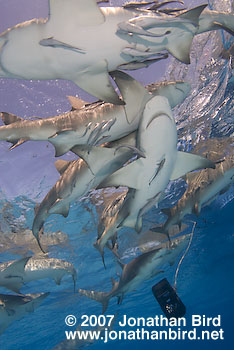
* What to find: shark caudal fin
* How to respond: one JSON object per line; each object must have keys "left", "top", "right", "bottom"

{"left": 78, "top": 288, "right": 110, "bottom": 314}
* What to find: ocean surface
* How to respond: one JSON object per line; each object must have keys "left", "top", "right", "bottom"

{"left": 0, "top": 0, "right": 233, "bottom": 349}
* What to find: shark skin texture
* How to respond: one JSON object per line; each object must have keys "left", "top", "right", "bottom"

{"left": 93, "top": 95, "right": 215, "bottom": 263}
{"left": 0, "top": 71, "right": 191, "bottom": 156}
{"left": 79, "top": 234, "right": 190, "bottom": 313}
{"left": 1, "top": 0, "right": 233, "bottom": 104}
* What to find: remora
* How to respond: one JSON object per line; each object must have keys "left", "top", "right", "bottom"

{"left": 0, "top": 0, "right": 211, "bottom": 103}
{"left": 79, "top": 234, "right": 190, "bottom": 313}
{"left": 0, "top": 71, "right": 190, "bottom": 156}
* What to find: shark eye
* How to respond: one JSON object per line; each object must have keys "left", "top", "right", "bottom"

{"left": 165, "top": 31, "right": 171, "bottom": 35}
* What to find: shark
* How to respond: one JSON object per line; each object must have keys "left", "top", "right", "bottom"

{"left": 94, "top": 95, "right": 215, "bottom": 261}
{"left": 0, "top": 256, "right": 77, "bottom": 293}
{"left": 0, "top": 0, "right": 209, "bottom": 104}
{"left": 32, "top": 132, "right": 142, "bottom": 253}
{"left": 0, "top": 71, "right": 191, "bottom": 156}
{"left": 160, "top": 137, "right": 234, "bottom": 233}
{"left": 0, "top": 292, "right": 49, "bottom": 335}
{"left": 79, "top": 234, "right": 190, "bottom": 313}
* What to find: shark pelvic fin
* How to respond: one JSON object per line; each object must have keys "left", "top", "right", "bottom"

{"left": 167, "top": 35, "right": 192, "bottom": 64}
{"left": 8, "top": 138, "right": 29, "bottom": 150}
{"left": 177, "top": 4, "right": 207, "bottom": 25}
{"left": 170, "top": 151, "right": 215, "bottom": 181}
{"left": 48, "top": 0, "right": 105, "bottom": 26}
{"left": 54, "top": 159, "right": 73, "bottom": 175}
{"left": 73, "top": 61, "right": 124, "bottom": 105}
{"left": 78, "top": 288, "right": 109, "bottom": 314}
{"left": 110, "top": 70, "right": 150, "bottom": 123}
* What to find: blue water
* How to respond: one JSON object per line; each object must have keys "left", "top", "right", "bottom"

{"left": 0, "top": 0, "right": 234, "bottom": 349}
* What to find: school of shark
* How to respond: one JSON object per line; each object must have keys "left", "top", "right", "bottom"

{"left": 0, "top": 0, "right": 233, "bottom": 347}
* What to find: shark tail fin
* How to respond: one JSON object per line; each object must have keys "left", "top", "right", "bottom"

{"left": 78, "top": 288, "right": 109, "bottom": 314}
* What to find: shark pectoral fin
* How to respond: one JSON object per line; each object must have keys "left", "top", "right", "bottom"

{"left": 72, "top": 145, "right": 116, "bottom": 174}
{"left": 170, "top": 151, "right": 215, "bottom": 181}
{"left": 1, "top": 112, "right": 23, "bottom": 125}
{"left": 98, "top": 160, "right": 142, "bottom": 189}
{"left": 167, "top": 35, "right": 192, "bottom": 64}
{"left": 73, "top": 61, "right": 124, "bottom": 105}
{"left": 110, "top": 71, "right": 150, "bottom": 123}
{"left": 4, "top": 256, "right": 31, "bottom": 277}
{"left": 177, "top": 4, "right": 207, "bottom": 25}
{"left": 67, "top": 96, "right": 89, "bottom": 110}
{"left": 49, "top": 200, "right": 70, "bottom": 218}
{"left": 8, "top": 138, "right": 29, "bottom": 150}
{"left": 48, "top": 0, "right": 105, "bottom": 26}
{"left": 54, "top": 159, "right": 73, "bottom": 175}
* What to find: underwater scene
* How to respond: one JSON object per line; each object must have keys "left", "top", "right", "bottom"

{"left": 0, "top": 0, "right": 233, "bottom": 349}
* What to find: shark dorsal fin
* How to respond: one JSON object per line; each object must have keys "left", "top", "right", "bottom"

{"left": 48, "top": 0, "right": 105, "bottom": 26}
{"left": 4, "top": 257, "right": 31, "bottom": 277}
{"left": 1, "top": 112, "right": 23, "bottom": 125}
{"left": 110, "top": 71, "right": 150, "bottom": 124}
{"left": 67, "top": 96, "right": 89, "bottom": 110}
{"left": 177, "top": 4, "right": 207, "bottom": 25}
{"left": 170, "top": 151, "right": 215, "bottom": 181}
{"left": 54, "top": 159, "right": 73, "bottom": 175}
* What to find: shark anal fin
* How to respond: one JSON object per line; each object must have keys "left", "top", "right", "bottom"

{"left": 170, "top": 151, "right": 215, "bottom": 181}
{"left": 48, "top": 0, "right": 105, "bottom": 26}
{"left": 73, "top": 61, "right": 124, "bottom": 105}
{"left": 67, "top": 96, "right": 89, "bottom": 110}
{"left": 212, "top": 22, "right": 234, "bottom": 36}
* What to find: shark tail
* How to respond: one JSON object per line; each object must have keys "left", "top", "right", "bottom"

{"left": 78, "top": 288, "right": 110, "bottom": 314}
{"left": 0, "top": 112, "right": 29, "bottom": 148}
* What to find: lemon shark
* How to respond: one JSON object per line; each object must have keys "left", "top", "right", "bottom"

{"left": 0, "top": 292, "right": 49, "bottom": 335}
{"left": 0, "top": 256, "right": 77, "bottom": 293}
{"left": 160, "top": 137, "right": 234, "bottom": 233}
{"left": 32, "top": 132, "right": 142, "bottom": 253}
{"left": 94, "top": 95, "right": 215, "bottom": 261}
{"left": 0, "top": 71, "right": 191, "bottom": 156}
{"left": 0, "top": 0, "right": 211, "bottom": 104}
{"left": 79, "top": 234, "right": 189, "bottom": 313}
